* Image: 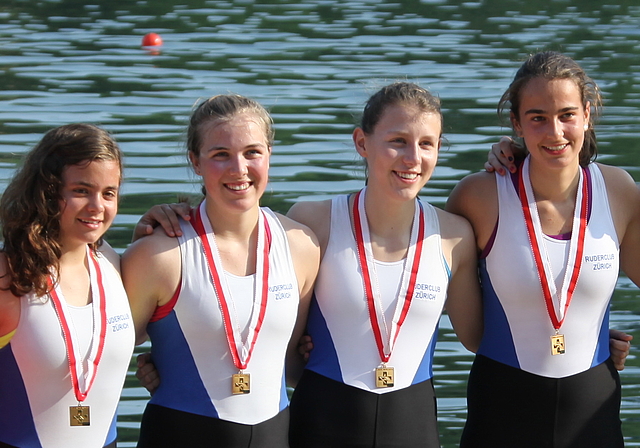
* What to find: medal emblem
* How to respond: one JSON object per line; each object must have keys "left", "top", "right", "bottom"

{"left": 232, "top": 373, "right": 251, "bottom": 394}
{"left": 375, "top": 367, "right": 395, "bottom": 388}
{"left": 551, "top": 334, "right": 565, "bottom": 355}
{"left": 69, "top": 405, "right": 91, "bottom": 426}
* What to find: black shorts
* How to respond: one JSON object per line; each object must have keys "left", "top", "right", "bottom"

{"left": 137, "top": 403, "right": 289, "bottom": 448}
{"left": 289, "top": 369, "right": 440, "bottom": 448}
{"left": 460, "top": 354, "right": 623, "bottom": 448}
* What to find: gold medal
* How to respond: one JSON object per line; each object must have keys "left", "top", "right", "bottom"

{"left": 69, "top": 405, "right": 90, "bottom": 426}
{"left": 375, "top": 367, "right": 395, "bottom": 388}
{"left": 551, "top": 334, "right": 565, "bottom": 355}
{"left": 232, "top": 373, "right": 251, "bottom": 394}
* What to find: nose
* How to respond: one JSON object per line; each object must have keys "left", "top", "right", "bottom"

{"left": 403, "top": 141, "right": 421, "bottom": 165}
{"left": 230, "top": 154, "right": 249, "bottom": 175}
{"left": 549, "top": 118, "right": 564, "bottom": 138}
{"left": 87, "top": 193, "right": 105, "bottom": 213}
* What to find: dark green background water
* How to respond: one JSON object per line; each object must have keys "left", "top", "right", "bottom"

{"left": 1, "top": 0, "right": 639, "bottom": 445}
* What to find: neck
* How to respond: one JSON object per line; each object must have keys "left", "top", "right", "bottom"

{"left": 204, "top": 199, "right": 260, "bottom": 241}
{"left": 58, "top": 243, "right": 89, "bottom": 270}
{"left": 358, "top": 187, "right": 417, "bottom": 262}
{"left": 364, "top": 189, "right": 416, "bottom": 238}
{"left": 528, "top": 160, "right": 581, "bottom": 203}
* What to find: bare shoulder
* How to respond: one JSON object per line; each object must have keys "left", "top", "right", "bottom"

{"left": 446, "top": 171, "right": 498, "bottom": 249}
{"left": 597, "top": 163, "right": 640, "bottom": 214}
{"left": 434, "top": 207, "right": 475, "bottom": 241}
{"left": 597, "top": 163, "right": 638, "bottom": 193}
{"left": 597, "top": 163, "right": 640, "bottom": 239}
{"left": 275, "top": 212, "right": 320, "bottom": 252}
{"left": 286, "top": 199, "right": 332, "bottom": 250}
{"left": 447, "top": 171, "right": 497, "bottom": 214}
{"left": 287, "top": 200, "right": 331, "bottom": 231}
{"left": 123, "top": 225, "right": 180, "bottom": 261}
{"left": 121, "top": 226, "right": 181, "bottom": 284}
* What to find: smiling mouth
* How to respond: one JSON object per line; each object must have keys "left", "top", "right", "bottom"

{"left": 395, "top": 171, "right": 420, "bottom": 180}
{"left": 226, "top": 182, "right": 251, "bottom": 191}
{"left": 79, "top": 219, "right": 101, "bottom": 226}
{"left": 543, "top": 143, "right": 568, "bottom": 152}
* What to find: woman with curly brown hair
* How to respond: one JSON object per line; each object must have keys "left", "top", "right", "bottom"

{"left": 0, "top": 124, "right": 134, "bottom": 448}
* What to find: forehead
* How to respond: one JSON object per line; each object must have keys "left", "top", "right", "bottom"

{"left": 200, "top": 113, "right": 268, "bottom": 141}
{"left": 519, "top": 78, "right": 583, "bottom": 109}
{"left": 376, "top": 103, "right": 442, "bottom": 133}
{"left": 62, "top": 159, "right": 121, "bottom": 184}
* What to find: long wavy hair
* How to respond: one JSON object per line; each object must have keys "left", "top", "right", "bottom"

{"left": 0, "top": 123, "right": 123, "bottom": 298}
{"left": 498, "top": 51, "right": 602, "bottom": 167}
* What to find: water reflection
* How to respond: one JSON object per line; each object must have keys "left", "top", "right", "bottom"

{"left": 1, "top": 0, "right": 639, "bottom": 445}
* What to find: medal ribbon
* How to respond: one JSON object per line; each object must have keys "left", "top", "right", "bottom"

{"left": 353, "top": 188, "right": 425, "bottom": 363}
{"left": 518, "top": 156, "right": 588, "bottom": 329}
{"left": 49, "top": 247, "right": 107, "bottom": 403}
{"left": 192, "top": 201, "right": 271, "bottom": 370}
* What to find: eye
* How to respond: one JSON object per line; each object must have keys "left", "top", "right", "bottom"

{"left": 211, "top": 151, "right": 229, "bottom": 159}
{"left": 420, "top": 139, "right": 436, "bottom": 148}
{"left": 104, "top": 189, "right": 118, "bottom": 199}
{"left": 246, "top": 148, "right": 263, "bottom": 157}
{"left": 72, "top": 187, "right": 89, "bottom": 195}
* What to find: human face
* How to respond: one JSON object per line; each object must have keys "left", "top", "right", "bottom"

{"left": 354, "top": 104, "right": 441, "bottom": 202}
{"left": 190, "top": 113, "right": 271, "bottom": 214}
{"left": 58, "top": 159, "right": 120, "bottom": 251}
{"left": 512, "top": 77, "right": 590, "bottom": 171}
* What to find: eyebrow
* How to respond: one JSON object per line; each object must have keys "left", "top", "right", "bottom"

{"left": 523, "top": 106, "right": 580, "bottom": 115}
{"left": 70, "top": 180, "right": 119, "bottom": 190}
{"left": 205, "top": 143, "right": 267, "bottom": 152}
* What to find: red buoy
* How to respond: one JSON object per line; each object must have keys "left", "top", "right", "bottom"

{"left": 142, "top": 33, "right": 163, "bottom": 47}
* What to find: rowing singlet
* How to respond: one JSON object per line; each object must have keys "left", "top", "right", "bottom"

{"left": 145, "top": 206, "right": 300, "bottom": 425}
{"left": 479, "top": 162, "right": 619, "bottom": 377}
{"left": 305, "top": 193, "right": 450, "bottom": 392}
{"left": 0, "top": 250, "right": 134, "bottom": 448}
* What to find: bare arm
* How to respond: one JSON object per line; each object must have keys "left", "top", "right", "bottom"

{"left": 277, "top": 213, "right": 320, "bottom": 387}
{"left": 121, "top": 229, "right": 182, "bottom": 344}
{"left": 446, "top": 172, "right": 499, "bottom": 252}
{"left": 286, "top": 200, "right": 332, "bottom": 256}
{"left": 437, "top": 209, "right": 483, "bottom": 352}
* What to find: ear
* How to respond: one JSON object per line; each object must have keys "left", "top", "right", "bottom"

{"left": 189, "top": 151, "right": 201, "bottom": 176}
{"left": 584, "top": 101, "right": 591, "bottom": 128}
{"left": 353, "top": 127, "right": 368, "bottom": 158}
{"left": 510, "top": 111, "right": 523, "bottom": 138}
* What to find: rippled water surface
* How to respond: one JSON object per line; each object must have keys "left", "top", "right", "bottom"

{"left": 2, "top": 0, "right": 640, "bottom": 445}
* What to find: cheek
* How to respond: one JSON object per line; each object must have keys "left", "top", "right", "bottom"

{"left": 106, "top": 201, "right": 118, "bottom": 217}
